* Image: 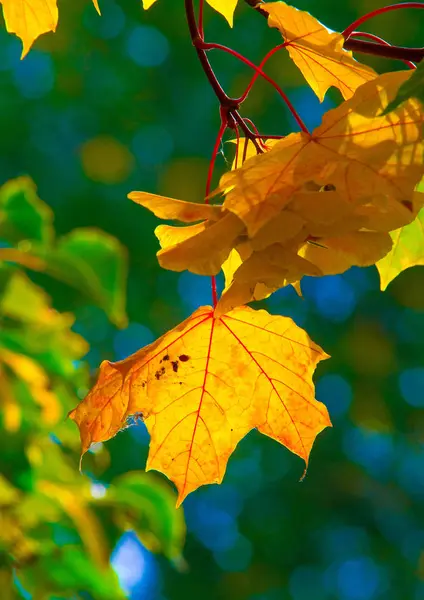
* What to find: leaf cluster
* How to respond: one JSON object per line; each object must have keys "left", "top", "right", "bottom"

{"left": 0, "top": 179, "right": 184, "bottom": 597}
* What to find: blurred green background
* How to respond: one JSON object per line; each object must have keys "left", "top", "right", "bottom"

{"left": 0, "top": 0, "right": 424, "bottom": 598}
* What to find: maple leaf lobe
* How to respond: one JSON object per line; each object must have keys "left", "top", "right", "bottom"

{"left": 70, "top": 306, "right": 331, "bottom": 506}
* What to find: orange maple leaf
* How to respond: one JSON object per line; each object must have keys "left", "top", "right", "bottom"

{"left": 70, "top": 306, "right": 331, "bottom": 505}
{"left": 262, "top": 1, "right": 377, "bottom": 101}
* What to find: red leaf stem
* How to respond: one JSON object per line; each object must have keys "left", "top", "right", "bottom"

{"left": 342, "top": 2, "right": 424, "bottom": 40}
{"left": 245, "top": 0, "right": 424, "bottom": 63}
{"left": 199, "top": 40, "right": 309, "bottom": 133}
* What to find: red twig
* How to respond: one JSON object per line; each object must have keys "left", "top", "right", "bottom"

{"left": 342, "top": 2, "right": 424, "bottom": 40}
{"left": 348, "top": 31, "right": 416, "bottom": 69}
{"left": 198, "top": 0, "right": 204, "bottom": 38}
{"left": 199, "top": 40, "right": 309, "bottom": 133}
{"left": 238, "top": 43, "right": 287, "bottom": 103}
{"left": 205, "top": 114, "right": 222, "bottom": 307}
{"left": 245, "top": 0, "right": 424, "bottom": 63}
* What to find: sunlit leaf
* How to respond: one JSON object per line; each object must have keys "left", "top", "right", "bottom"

{"left": 376, "top": 202, "right": 424, "bottom": 290}
{"left": 128, "top": 191, "right": 222, "bottom": 222}
{"left": 262, "top": 1, "right": 377, "bottom": 101}
{"left": 216, "top": 245, "right": 321, "bottom": 315}
{"left": 38, "top": 229, "right": 128, "bottom": 328}
{"left": 155, "top": 212, "right": 244, "bottom": 275}
{"left": 0, "top": 1, "right": 101, "bottom": 56}
{"left": 299, "top": 231, "right": 393, "bottom": 276}
{"left": 0, "top": 0, "right": 58, "bottom": 57}
{"left": 142, "top": 0, "right": 239, "bottom": 26}
{"left": 103, "top": 471, "right": 186, "bottom": 559}
{"left": 218, "top": 71, "right": 424, "bottom": 236}
{"left": 70, "top": 306, "right": 331, "bottom": 505}
{"left": 0, "top": 177, "right": 53, "bottom": 246}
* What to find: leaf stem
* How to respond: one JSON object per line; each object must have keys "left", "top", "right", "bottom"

{"left": 244, "top": 0, "right": 424, "bottom": 63}
{"left": 342, "top": 2, "right": 424, "bottom": 40}
{"left": 199, "top": 41, "right": 309, "bottom": 134}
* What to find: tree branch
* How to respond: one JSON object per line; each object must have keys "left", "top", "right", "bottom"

{"left": 244, "top": 0, "right": 424, "bottom": 63}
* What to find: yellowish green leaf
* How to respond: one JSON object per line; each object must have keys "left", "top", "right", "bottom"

{"left": 377, "top": 202, "right": 424, "bottom": 290}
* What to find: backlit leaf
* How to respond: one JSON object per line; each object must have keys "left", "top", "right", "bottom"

{"left": 216, "top": 245, "right": 321, "bottom": 316}
{"left": 376, "top": 198, "right": 424, "bottom": 290}
{"left": 0, "top": 177, "right": 53, "bottom": 246}
{"left": 38, "top": 229, "right": 128, "bottom": 327}
{"left": 262, "top": 1, "right": 377, "bottom": 101}
{"left": 0, "top": 0, "right": 101, "bottom": 56}
{"left": 142, "top": 0, "right": 239, "bottom": 26}
{"left": 70, "top": 306, "right": 331, "bottom": 505}
{"left": 299, "top": 231, "right": 393, "bottom": 276}
{"left": 219, "top": 71, "right": 424, "bottom": 236}
{"left": 0, "top": 0, "right": 58, "bottom": 57}
{"left": 103, "top": 471, "right": 186, "bottom": 559}
{"left": 155, "top": 212, "right": 244, "bottom": 275}
{"left": 128, "top": 191, "right": 222, "bottom": 222}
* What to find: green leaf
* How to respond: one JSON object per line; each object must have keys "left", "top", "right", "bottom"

{"left": 0, "top": 177, "right": 53, "bottom": 246}
{"left": 37, "top": 228, "right": 128, "bottom": 327}
{"left": 103, "top": 471, "right": 186, "bottom": 560}
{"left": 383, "top": 60, "right": 424, "bottom": 114}
{"left": 377, "top": 205, "right": 424, "bottom": 290}
{"left": 0, "top": 271, "right": 88, "bottom": 379}
{"left": 19, "top": 548, "right": 125, "bottom": 600}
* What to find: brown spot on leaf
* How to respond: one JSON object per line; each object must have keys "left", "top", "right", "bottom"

{"left": 179, "top": 354, "right": 190, "bottom": 362}
{"left": 160, "top": 354, "right": 170, "bottom": 363}
{"left": 155, "top": 366, "right": 166, "bottom": 380}
{"left": 172, "top": 361, "right": 179, "bottom": 373}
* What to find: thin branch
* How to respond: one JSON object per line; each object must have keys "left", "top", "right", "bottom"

{"left": 243, "top": 0, "right": 424, "bottom": 63}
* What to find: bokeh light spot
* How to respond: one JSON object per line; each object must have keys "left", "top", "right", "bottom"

{"left": 302, "top": 274, "right": 356, "bottom": 322}
{"left": 399, "top": 368, "right": 424, "bottom": 407}
{"left": 84, "top": 0, "right": 125, "bottom": 39}
{"left": 13, "top": 51, "right": 54, "bottom": 99}
{"left": 114, "top": 322, "right": 154, "bottom": 360}
{"left": 316, "top": 374, "right": 352, "bottom": 419}
{"left": 126, "top": 25, "right": 169, "bottom": 67}
{"left": 343, "top": 427, "right": 393, "bottom": 477}
{"left": 132, "top": 125, "right": 174, "bottom": 166}
{"left": 80, "top": 136, "right": 134, "bottom": 184}
{"left": 336, "top": 557, "right": 382, "bottom": 600}
{"left": 178, "top": 272, "right": 212, "bottom": 313}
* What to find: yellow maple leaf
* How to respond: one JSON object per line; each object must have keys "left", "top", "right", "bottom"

{"left": 70, "top": 306, "right": 331, "bottom": 505}
{"left": 142, "top": 0, "right": 238, "bottom": 26}
{"left": 216, "top": 245, "right": 321, "bottom": 316}
{"left": 262, "top": 1, "right": 377, "bottom": 101}
{"left": 218, "top": 71, "right": 424, "bottom": 237}
{"left": 0, "top": 0, "right": 100, "bottom": 57}
{"left": 0, "top": 0, "right": 58, "bottom": 57}
{"left": 128, "top": 191, "right": 222, "bottom": 222}
{"left": 128, "top": 190, "right": 244, "bottom": 275}
{"left": 155, "top": 213, "right": 245, "bottom": 275}
{"left": 376, "top": 192, "right": 424, "bottom": 290}
{"left": 299, "top": 231, "right": 393, "bottom": 276}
